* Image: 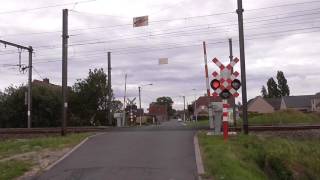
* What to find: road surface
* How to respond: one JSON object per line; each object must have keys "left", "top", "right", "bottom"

{"left": 34, "top": 120, "right": 198, "bottom": 180}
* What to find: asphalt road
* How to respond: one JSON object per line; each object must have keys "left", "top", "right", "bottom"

{"left": 34, "top": 120, "right": 198, "bottom": 180}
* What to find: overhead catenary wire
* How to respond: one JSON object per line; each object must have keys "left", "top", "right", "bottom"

{"left": 0, "top": 0, "right": 96, "bottom": 15}
{"left": 28, "top": 26, "right": 320, "bottom": 66}
{"left": 1, "top": 0, "right": 320, "bottom": 38}
{"left": 1, "top": 0, "right": 318, "bottom": 84}
{"left": 25, "top": 8, "right": 320, "bottom": 49}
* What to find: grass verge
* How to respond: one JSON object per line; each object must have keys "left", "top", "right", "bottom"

{"left": 0, "top": 133, "right": 91, "bottom": 159}
{"left": 186, "top": 119, "right": 209, "bottom": 127}
{"left": 0, "top": 160, "right": 32, "bottom": 180}
{"left": 247, "top": 110, "right": 320, "bottom": 125}
{"left": 198, "top": 132, "right": 320, "bottom": 180}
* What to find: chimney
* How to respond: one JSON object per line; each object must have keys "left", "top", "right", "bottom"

{"left": 43, "top": 78, "right": 49, "bottom": 84}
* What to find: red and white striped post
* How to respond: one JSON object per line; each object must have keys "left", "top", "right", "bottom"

{"left": 222, "top": 99, "right": 229, "bottom": 140}
{"left": 203, "top": 42, "right": 211, "bottom": 97}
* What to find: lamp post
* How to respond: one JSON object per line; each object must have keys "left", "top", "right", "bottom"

{"left": 138, "top": 83, "right": 153, "bottom": 126}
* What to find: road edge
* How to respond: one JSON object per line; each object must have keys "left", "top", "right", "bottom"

{"left": 194, "top": 133, "right": 205, "bottom": 180}
{"left": 44, "top": 132, "right": 104, "bottom": 171}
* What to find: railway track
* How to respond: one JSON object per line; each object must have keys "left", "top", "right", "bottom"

{"left": 0, "top": 127, "right": 108, "bottom": 134}
{"left": 1, "top": 124, "right": 320, "bottom": 134}
{"left": 229, "top": 124, "right": 320, "bottom": 131}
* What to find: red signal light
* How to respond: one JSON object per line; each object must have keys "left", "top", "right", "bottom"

{"left": 210, "top": 79, "right": 220, "bottom": 90}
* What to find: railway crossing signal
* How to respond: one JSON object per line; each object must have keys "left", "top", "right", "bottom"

{"left": 210, "top": 57, "right": 241, "bottom": 140}
{"left": 210, "top": 57, "right": 241, "bottom": 99}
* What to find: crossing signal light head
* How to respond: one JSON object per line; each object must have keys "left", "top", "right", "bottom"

{"left": 231, "top": 79, "right": 241, "bottom": 90}
{"left": 210, "top": 79, "right": 220, "bottom": 90}
{"left": 220, "top": 89, "right": 231, "bottom": 99}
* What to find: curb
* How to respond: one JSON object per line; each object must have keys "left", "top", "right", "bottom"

{"left": 194, "top": 133, "right": 205, "bottom": 180}
{"left": 44, "top": 132, "right": 104, "bottom": 171}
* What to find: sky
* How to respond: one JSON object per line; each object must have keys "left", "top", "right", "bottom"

{"left": 0, "top": 0, "right": 320, "bottom": 111}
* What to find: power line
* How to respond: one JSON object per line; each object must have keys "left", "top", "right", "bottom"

{"left": 32, "top": 26, "right": 320, "bottom": 64}
{"left": 2, "top": 1, "right": 320, "bottom": 37}
{"left": 33, "top": 66, "right": 44, "bottom": 79}
{"left": 246, "top": 0, "right": 320, "bottom": 12}
{"left": 0, "top": 0, "right": 96, "bottom": 15}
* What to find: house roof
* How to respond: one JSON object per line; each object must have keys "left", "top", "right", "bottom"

{"left": 194, "top": 96, "right": 235, "bottom": 107}
{"left": 264, "top": 98, "right": 281, "bottom": 110}
{"left": 247, "top": 97, "right": 258, "bottom": 108}
{"left": 282, "top": 95, "right": 314, "bottom": 108}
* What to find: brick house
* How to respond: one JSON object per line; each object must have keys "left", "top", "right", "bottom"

{"left": 148, "top": 103, "right": 168, "bottom": 122}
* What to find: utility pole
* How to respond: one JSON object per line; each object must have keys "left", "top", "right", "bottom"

{"left": 0, "top": 40, "right": 33, "bottom": 128}
{"left": 28, "top": 46, "right": 33, "bottom": 128}
{"left": 123, "top": 74, "right": 127, "bottom": 126}
{"left": 61, "top": 9, "right": 69, "bottom": 136}
{"left": 237, "top": 0, "right": 249, "bottom": 134}
{"left": 107, "top": 52, "right": 112, "bottom": 125}
{"left": 138, "top": 83, "right": 152, "bottom": 126}
{"left": 192, "top": 89, "right": 198, "bottom": 122}
{"left": 138, "top": 86, "right": 142, "bottom": 126}
{"left": 183, "top": 96, "right": 186, "bottom": 122}
{"left": 228, "top": 38, "right": 237, "bottom": 127}
{"left": 203, "top": 41, "right": 213, "bottom": 128}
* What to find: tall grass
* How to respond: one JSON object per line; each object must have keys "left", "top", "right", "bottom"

{"left": 198, "top": 132, "right": 320, "bottom": 180}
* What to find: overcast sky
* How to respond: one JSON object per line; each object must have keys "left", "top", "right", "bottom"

{"left": 0, "top": 0, "right": 320, "bottom": 110}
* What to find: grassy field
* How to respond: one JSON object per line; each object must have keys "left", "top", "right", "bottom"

{"left": 0, "top": 160, "right": 32, "bottom": 180}
{"left": 0, "top": 133, "right": 91, "bottom": 179}
{"left": 186, "top": 119, "right": 209, "bottom": 127}
{"left": 188, "top": 110, "right": 320, "bottom": 128}
{"left": 235, "top": 110, "right": 320, "bottom": 126}
{"left": 0, "top": 133, "right": 91, "bottom": 159}
{"left": 198, "top": 132, "right": 320, "bottom": 180}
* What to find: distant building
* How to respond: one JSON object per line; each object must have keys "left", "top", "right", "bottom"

{"left": 248, "top": 93, "right": 320, "bottom": 113}
{"left": 33, "top": 78, "right": 61, "bottom": 89}
{"left": 148, "top": 103, "right": 168, "bottom": 122}
{"left": 192, "top": 96, "right": 235, "bottom": 117}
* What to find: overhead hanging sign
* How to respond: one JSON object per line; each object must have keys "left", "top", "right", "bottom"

{"left": 133, "top": 16, "right": 148, "bottom": 27}
{"left": 159, "top": 58, "right": 168, "bottom": 65}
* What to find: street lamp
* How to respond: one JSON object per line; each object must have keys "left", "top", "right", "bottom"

{"left": 192, "top": 89, "right": 198, "bottom": 122}
{"left": 138, "top": 83, "right": 153, "bottom": 126}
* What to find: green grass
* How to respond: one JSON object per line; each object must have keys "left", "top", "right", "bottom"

{"left": 198, "top": 132, "right": 320, "bottom": 180}
{"left": 238, "top": 110, "right": 320, "bottom": 126}
{"left": 0, "top": 160, "right": 32, "bottom": 180}
{"left": 186, "top": 119, "right": 209, "bottom": 127}
{"left": 0, "top": 133, "right": 91, "bottom": 159}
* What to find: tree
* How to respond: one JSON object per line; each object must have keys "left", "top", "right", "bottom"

{"left": 261, "top": 85, "right": 268, "bottom": 98}
{"left": 32, "top": 84, "right": 62, "bottom": 127}
{"left": 69, "top": 68, "right": 113, "bottom": 126}
{"left": 277, "top": 71, "right": 290, "bottom": 96}
{"left": 155, "top": 96, "right": 174, "bottom": 116}
{"left": 0, "top": 84, "right": 61, "bottom": 128}
{"left": 0, "top": 85, "right": 27, "bottom": 128}
{"left": 267, "top": 78, "right": 280, "bottom": 98}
